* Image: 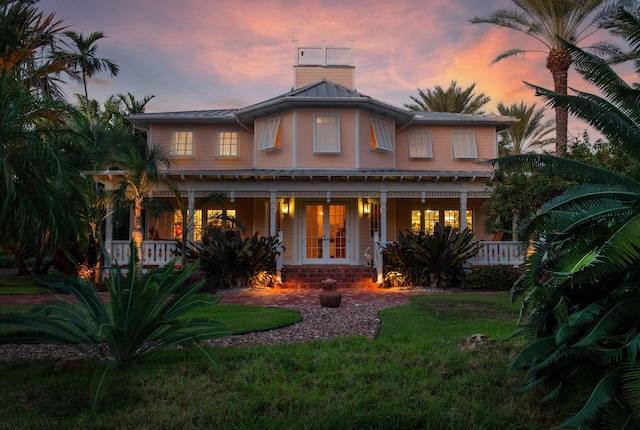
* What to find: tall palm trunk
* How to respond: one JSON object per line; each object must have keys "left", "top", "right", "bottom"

{"left": 82, "top": 69, "right": 91, "bottom": 119}
{"left": 547, "top": 48, "right": 572, "bottom": 157}
{"left": 131, "top": 196, "right": 143, "bottom": 277}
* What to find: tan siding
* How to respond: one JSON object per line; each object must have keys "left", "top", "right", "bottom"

{"left": 279, "top": 211, "right": 295, "bottom": 265}
{"left": 255, "top": 113, "right": 295, "bottom": 169}
{"left": 296, "top": 110, "right": 357, "bottom": 169}
{"left": 359, "top": 114, "right": 396, "bottom": 169}
{"left": 294, "top": 66, "right": 355, "bottom": 89}
{"left": 395, "top": 126, "right": 495, "bottom": 172}
{"left": 151, "top": 124, "right": 253, "bottom": 171}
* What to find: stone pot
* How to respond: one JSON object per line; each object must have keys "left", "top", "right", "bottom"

{"left": 319, "top": 279, "right": 341, "bottom": 308}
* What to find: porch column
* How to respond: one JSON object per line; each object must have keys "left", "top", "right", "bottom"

{"left": 376, "top": 192, "right": 388, "bottom": 284}
{"left": 460, "top": 192, "right": 468, "bottom": 230}
{"left": 269, "top": 191, "right": 277, "bottom": 236}
{"left": 187, "top": 190, "right": 195, "bottom": 245}
{"left": 380, "top": 192, "right": 387, "bottom": 243}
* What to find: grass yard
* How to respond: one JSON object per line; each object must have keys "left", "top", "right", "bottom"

{"left": 0, "top": 293, "right": 561, "bottom": 429}
{"left": 0, "top": 274, "right": 47, "bottom": 295}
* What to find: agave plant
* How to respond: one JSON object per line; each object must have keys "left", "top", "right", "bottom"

{"left": 502, "top": 7, "right": 640, "bottom": 428}
{"left": 0, "top": 241, "right": 227, "bottom": 367}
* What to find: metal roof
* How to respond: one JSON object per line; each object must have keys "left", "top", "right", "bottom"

{"left": 124, "top": 79, "right": 517, "bottom": 131}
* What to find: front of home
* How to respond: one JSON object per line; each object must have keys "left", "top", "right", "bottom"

{"left": 96, "top": 41, "right": 522, "bottom": 286}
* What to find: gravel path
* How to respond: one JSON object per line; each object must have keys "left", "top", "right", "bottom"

{"left": 0, "top": 302, "right": 396, "bottom": 361}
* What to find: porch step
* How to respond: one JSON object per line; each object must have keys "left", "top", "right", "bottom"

{"left": 280, "top": 265, "right": 377, "bottom": 289}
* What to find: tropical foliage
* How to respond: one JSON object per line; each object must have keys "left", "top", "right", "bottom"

{"left": 404, "top": 80, "right": 490, "bottom": 114}
{"left": 470, "top": 0, "right": 631, "bottom": 156}
{"left": 504, "top": 7, "right": 640, "bottom": 427}
{"left": 0, "top": 241, "right": 226, "bottom": 367}
{"left": 496, "top": 101, "right": 555, "bottom": 155}
{"left": 62, "top": 30, "right": 120, "bottom": 117}
{"left": 382, "top": 225, "right": 480, "bottom": 289}
{"left": 180, "top": 230, "right": 283, "bottom": 290}
{"left": 0, "top": 0, "right": 69, "bottom": 97}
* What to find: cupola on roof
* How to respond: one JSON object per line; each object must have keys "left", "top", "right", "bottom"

{"left": 293, "top": 40, "right": 355, "bottom": 90}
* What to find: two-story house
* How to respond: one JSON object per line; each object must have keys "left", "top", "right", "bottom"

{"left": 98, "top": 42, "right": 521, "bottom": 287}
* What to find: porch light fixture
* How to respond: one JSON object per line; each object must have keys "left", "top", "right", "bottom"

{"left": 362, "top": 198, "right": 371, "bottom": 216}
{"left": 281, "top": 199, "right": 290, "bottom": 215}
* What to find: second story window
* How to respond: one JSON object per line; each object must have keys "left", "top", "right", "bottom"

{"left": 217, "top": 130, "right": 238, "bottom": 157}
{"left": 408, "top": 130, "right": 433, "bottom": 158}
{"left": 258, "top": 117, "right": 282, "bottom": 151}
{"left": 171, "top": 129, "right": 194, "bottom": 156}
{"left": 369, "top": 118, "right": 393, "bottom": 151}
{"left": 451, "top": 130, "right": 478, "bottom": 159}
{"left": 314, "top": 113, "right": 340, "bottom": 153}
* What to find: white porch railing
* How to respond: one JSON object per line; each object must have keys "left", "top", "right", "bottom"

{"left": 104, "top": 240, "right": 524, "bottom": 276}
{"left": 106, "top": 240, "right": 177, "bottom": 268}
{"left": 468, "top": 241, "right": 525, "bottom": 267}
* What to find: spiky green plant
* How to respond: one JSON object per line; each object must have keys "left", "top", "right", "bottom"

{"left": 382, "top": 225, "right": 479, "bottom": 289}
{"left": 0, "top": 241, "right": 227, "bottom": 366}
{"left": 502, "top": 7, "right": 640, "bottom": 428}
{"left": 181, "top": 230, "right": 282, "bottom": 290}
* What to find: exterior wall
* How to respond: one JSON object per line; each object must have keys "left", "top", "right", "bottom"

{"left": 359, "top": 113, "right": 396, "bottom": 169}
{"left": 254, "top": 113, "right": 295, "bottom": 169}
{"left": 395, "top": 125, "right": 496, "bottom": 171}
{"left": 294, "top": 66, "right": 355, "bottom": 89}
{"left": 150, "top": 124, "right": 254, "bottom": 171}
{"left": 296, "top": 110, "right": 358, "bottom": 169}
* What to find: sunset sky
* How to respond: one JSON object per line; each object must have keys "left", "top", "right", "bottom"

{"left": 37, "top": 0, "right": 627, "bottom": 140}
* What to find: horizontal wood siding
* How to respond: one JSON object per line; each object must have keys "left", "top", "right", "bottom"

{"left": 359, "top": 113, "right": 396, "bottom": 169}
{"left": 296, "top": 110, "right": 357, "bottom": 169}
{"left": 151, "top": 124, "right": 253, "bottom": 171}
{"left": 255, "top": 113, "right": 294, "bottom": 169}
{"left": 395, "top": 125, "right": 495, "bottom": 172}
{"left": 294, "top": 67, "right": 355, "bottom": 89}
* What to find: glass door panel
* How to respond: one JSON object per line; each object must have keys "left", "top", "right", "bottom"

{"left": 329, "top": 204, "right": 347, "bottom": 259}
{"left": 305, "top": 205, "right": 323, "bottom": 259}
{"left": 304, "top": 203, "right": 348, "bottom": 263}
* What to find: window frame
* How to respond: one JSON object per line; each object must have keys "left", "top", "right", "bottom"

{"left": 369, "top": 118, "right": 393, "bottom": 151}
{"left": 451, "top": 130, "right": 478, "bottom": 159}
{"left": 170, "top": 129, "right": 195, "bottom": 157}
{"left": 408, "top": 130, "right": 433, "bottom": 159}
{"left": 313, "top": 113, "right": 340, "bottom": 153}
{"left": 216, "top": 129, "right": 239, "bottom": 158}
{"left": 257, "top": 117, "right": 282, "bottom": 151}
{"left": 411, "top": 209, "right": 473, "bottom": 233}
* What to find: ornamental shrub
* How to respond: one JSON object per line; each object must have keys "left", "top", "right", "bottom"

{"left": 382, "top": 225, "right": 480, "bottom": 289}
{"left": 181, "top": 230, "right": 283, "bottom": 290}
{"left": 461, "top": 265, "right": 522, "bottom": 291}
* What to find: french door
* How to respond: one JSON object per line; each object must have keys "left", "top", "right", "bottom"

{"left": 304, "top": 203, "right": 349, "bottom": 264}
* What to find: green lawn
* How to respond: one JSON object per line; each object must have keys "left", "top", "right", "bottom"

{"left": 0, "top": 293, "right": 561, "bottom": 429}
{"left": 0, "top": 274, "right": 47, "bottom": 295}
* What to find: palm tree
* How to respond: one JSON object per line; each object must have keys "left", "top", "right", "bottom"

{"left": 470, "top": 0, "right": 629, "bottom": 157}
{"left": 404, "top": 81, "right": 490, "bottom": 114}
{"left": 0, "top": 0, "right": 69, "bottom": 97}
{"left": 499, "top": 7, "right": 640, "bottom": 427}
{"left": 147, "top": 180, "right": 229, "bottom": 268}
{"left": 62, "top": 31, "right": 119, "bottom": 118}
{"left": 0, "top": 72, "right": 87, "bottom": 275}
{"left": 496, "top": 102, "right": 555, "bottom": 155}
{"left": 105, "top": 144, "right": 169, "bottom": 278}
